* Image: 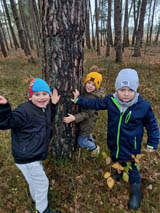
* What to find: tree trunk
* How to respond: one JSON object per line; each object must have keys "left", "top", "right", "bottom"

{"left": 114, "top": 0, "right": 122, "bottom": 62}
{"left": 2, "top": 0, "right": 19, "bottom": 49}
{"left": 133, "top": 0, "right": 147, "bottom": 57}
{"left": 123, "top": 0, "right": 129, "bottom": 50}
{"left": 18, "top": 0, "right": 34, "bottom": 50}
{"left": 146, "top": 0, "right": 152, "bottom": 45}
{"left": 1, "top": 0, "right": 13, "bottom": 48}
{"left": 106, "top": 0, "right": 112, "bottom": 56}
{"left": 95, "top": 0, "right": 101, "bottom": 55}
{"left": 10, "top": 0, "right": 31, "bottom": 56}
{"left": 89, "top": 0, "right": 95, "bottom": 49}
{"left": 149, "top": 0, "right": 156, "bottom": 44}
{"left": 42, "top": 0, "right": 87, "bottom": 159}
{"left": 0, "top": 27, "right": 7, "bottom": 57}
{"left": 131, "top": 0, "right": 141, "bottom": 46}
{"left": 85, "top": 0, "right": 91, "bottom": 49}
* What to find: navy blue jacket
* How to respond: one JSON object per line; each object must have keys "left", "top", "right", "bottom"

{"left": 76, "top": 94, "right": 159, "bottom": 161}
{"left": 0, "top": 101, "right": 56, "bottom": 164}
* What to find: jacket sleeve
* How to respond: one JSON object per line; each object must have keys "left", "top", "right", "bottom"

{"left": 74, "top": 108, "right": 97, "bottom": 123}
{"left": 0, "top": 103, "right": 27, "bottom": 130}
{"left": 143, "top": 102, "right": 159, "bottom": 150}
{"left": 76, "top": 95, "right": 109, "bottom": 110}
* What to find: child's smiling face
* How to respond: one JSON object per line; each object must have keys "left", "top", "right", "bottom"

{"left": 29, "top": 91, "right": 50, "bottom": 108}
{"left": 85, "top": 81, "right": 96, "bottom": 93}
{"left": 117, "top": 86, "right": 135, "bottom": 102}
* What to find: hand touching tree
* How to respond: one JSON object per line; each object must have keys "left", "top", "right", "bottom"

{"left": 0, "top": 96, "right": 8, "bottom": 105}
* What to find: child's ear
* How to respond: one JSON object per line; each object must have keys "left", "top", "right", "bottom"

{"left": 28, "top": 97, "right": 32, "bottom": 100}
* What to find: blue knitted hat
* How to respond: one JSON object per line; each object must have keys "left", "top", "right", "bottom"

{"left": 115, "top": 68, "right": 139, "bottom": 92}
{"left": 28, "top": 78, "right": 51, "bottom": 98}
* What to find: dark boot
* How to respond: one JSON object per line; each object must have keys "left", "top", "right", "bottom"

{"left": 128, "top": 183, "right": 142, "bottom": 210}
{"left": 113, "top": 171, "right": 122, "bottom": 181}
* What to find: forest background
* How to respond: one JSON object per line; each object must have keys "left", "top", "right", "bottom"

{"left": 0, "top": 0, "right": 160, "bottom": 213}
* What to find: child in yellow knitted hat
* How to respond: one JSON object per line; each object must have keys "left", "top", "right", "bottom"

{"left": 63, "top": 72, "right": 103, "bottom": 157}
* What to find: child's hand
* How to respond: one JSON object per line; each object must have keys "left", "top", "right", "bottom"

{"left": 63, "top": 113, "right": 75, "bottom": 123}
{"left": 71, "top": 89, "right": 80, "bottom": 102}
{"left": 0, "top": 96, "right": 8, "bottom": 105}
{"left": 144, "top": 148, "right": 155, "bottom": 153}
{"left": 51, "top": 89, "right": 61, "bottom": 104}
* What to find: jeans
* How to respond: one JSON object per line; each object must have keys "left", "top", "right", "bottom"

{"left": 78, "top": 134, "right": 96, "bottom": 150}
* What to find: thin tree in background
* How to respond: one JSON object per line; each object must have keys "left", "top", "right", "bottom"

{"left": 10, "top": 0, "right": 31, "bottom": 56}
{"left": 1, "top": 0, "right": 13, "bottom": 48}
{"left": 146, "top": 0, "right": 152, "bottom": 45}
{"left": 149, "top": 0, "right": 156, "bottom": 44}
{"left": 114, "top": 0, "right": 122, "bottom": 62}
{"left": 133, "top": 0, "right": 147, "bottom": 57}
{"left": 123, "top": 0, "right": 129, "bottom": 50}
{"left": 106, "top": 0, "right": 112, "bottom": 56}
{"left": 85, "top": 0, "right": 91, "bottom": 49}
{"left": 0, "top": 27, "right": 7, "bottom": 57}
{"left": 41, "top": 0, "right": 87, "bottom": 159}
{"left": 2, "top": 0, "right": 19, "bottom": 50}
{"left": 131, "top": 0, "right": 141, "bottom": 46}
{"left": 89, "top": 0, "right": 95, "bottom": 49}
{"left": 95, "top": 0, "right": 101, "bottom": 55}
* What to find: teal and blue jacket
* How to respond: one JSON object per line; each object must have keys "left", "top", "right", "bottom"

{"left": 76, "top": 94, "right": 159, "bottom": 161}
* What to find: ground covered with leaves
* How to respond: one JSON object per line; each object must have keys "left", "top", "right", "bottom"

{"left": 0, "top": 47, "right": 160, "bottom": 213}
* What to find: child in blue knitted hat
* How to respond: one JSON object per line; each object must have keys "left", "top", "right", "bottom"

{"left": 72, "top": 68, "right": 159, "bottom": 210}
{"left": 0, "top": 78, "right": 61, "bottom": 213}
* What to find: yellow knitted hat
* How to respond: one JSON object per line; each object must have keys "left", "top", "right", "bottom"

{"left": 84, "top": 72, "right": 102, "bottom": 89}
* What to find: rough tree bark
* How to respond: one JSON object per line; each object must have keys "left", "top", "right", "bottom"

{"left": 106, "top": 0, "right": 112, "bottom": 56}
{"left": 41, "top": 0, "right": 87, "bottom": 159}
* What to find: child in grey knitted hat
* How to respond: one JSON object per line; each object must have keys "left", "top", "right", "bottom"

{"left": 72, "top": 68, "right": 159, "bottom": 211}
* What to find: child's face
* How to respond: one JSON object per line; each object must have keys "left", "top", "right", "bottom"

{"left": 117, "top": 87, "right": 135, "bottom": 102}
{"left": 29, "top": 91, "right": 50, "bottom": 108}
{"left": 85, "top": 81, "right": 96, "bottom": 93}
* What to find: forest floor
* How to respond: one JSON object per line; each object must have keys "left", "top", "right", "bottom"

{"left": 0, "top": 46, "right": 160, "bottom": 213}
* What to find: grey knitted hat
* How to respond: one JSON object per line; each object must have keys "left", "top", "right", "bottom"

{"left": 115, "top": 68, "right": 139, "bottom": 92}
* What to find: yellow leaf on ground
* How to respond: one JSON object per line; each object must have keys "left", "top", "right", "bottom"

{"left": 101, "top": 152, "right": 108, "bottom": 159}
{"left": 107, "top": 177, "right": 115, "bottom": 189}
{"left": 122, "top": 172, "right": 129, "bottom": 182}
{"left": 104, "top": 172, "right": 111, "bottom": 179}
{"left": 112, "top": 162, "right": 124, "bottom": 171}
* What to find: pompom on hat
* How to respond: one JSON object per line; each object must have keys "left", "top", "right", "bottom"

{"left": 84, "top": 72, "right": 102, "bottom": 89}
{"left": 115, "top": 68, "right": 139, "bottom": 92}
{"left": 28, "top": 78, "right": 51, "bottom": 98}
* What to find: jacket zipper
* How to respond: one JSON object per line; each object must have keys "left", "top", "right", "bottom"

{"left": 111, "top": 97, "right": 126, "bottom": 158}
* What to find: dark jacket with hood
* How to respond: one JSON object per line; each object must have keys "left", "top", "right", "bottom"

{"left": 0, "top": 101, "right": 56, "bottom": 164}
{"left": 76, "top": 94, "right": 159, "bottom": 161}
{"left": 74, "top": 88, "right": 102, "bottom": 137}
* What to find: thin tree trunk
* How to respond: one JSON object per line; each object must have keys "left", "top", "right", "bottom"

{"left": 114, "top": 0, "right": 122, "bottom": 62}
{"left": 10, "top": 0, "right": 31, "bottom": 56}
{"left": 133, "top": 0, "right": 147, "bottom": 57}
{"left": 2, "top": 0, "right": 19, "bottom": 49}
{"left": 149, "top": 0, "right": 156, "bottom": 44}
{"left": 123, "top": 0, "right": 129, "bottom": 50}
{"left": 106, "top": 0, "right": 112, "bottom": 56}
{"left": 0, "top": 28, "right": 7, "bottom": 57}
{"left": 85, "top": 0, "right": 91, "bottom": 49}
{"left": 95, "top": 0, "right": 101, "bottom": 55}
{"left": 89, "top": 0, "right": 95, "bottom": 49}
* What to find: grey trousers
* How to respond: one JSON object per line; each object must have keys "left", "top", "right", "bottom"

{"left": 16, "top": 161, "right": 49, "bottom": 213}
